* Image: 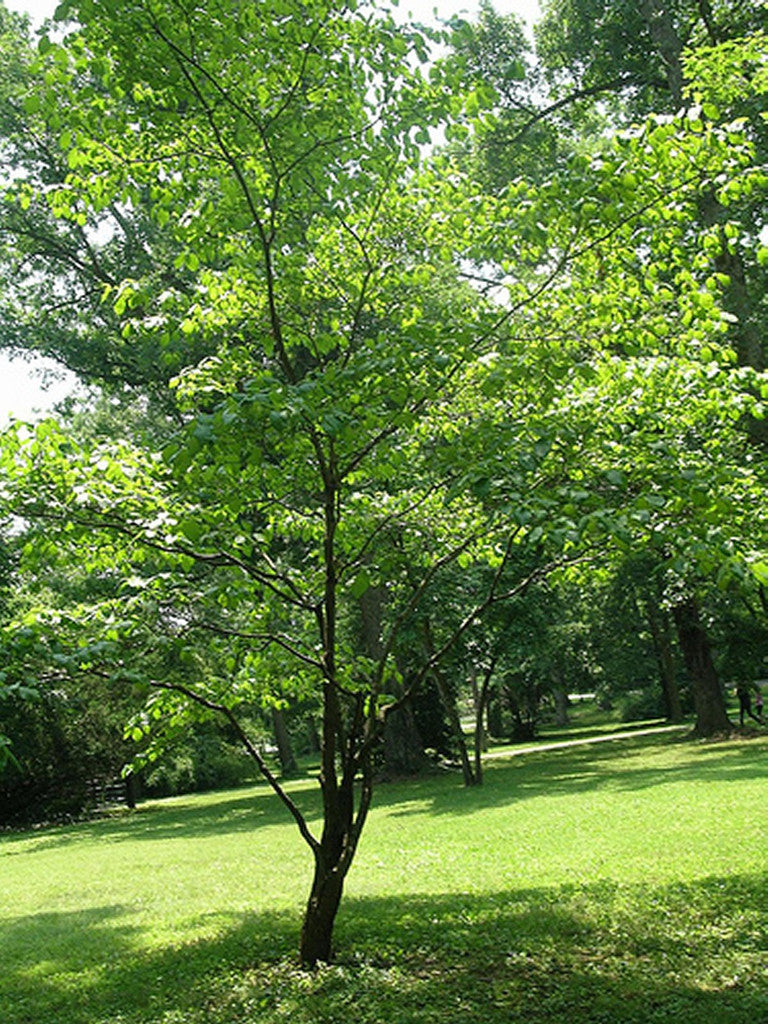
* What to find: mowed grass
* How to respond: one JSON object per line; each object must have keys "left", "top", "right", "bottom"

{"left": 2, "top": 730, "right": 767, "bottom": 1024}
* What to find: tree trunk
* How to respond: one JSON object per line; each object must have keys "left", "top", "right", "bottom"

{"left": 471, "top": 654, "right": 502, "bottom": 786}
{"left": 435, "top": 665, "right": 477, "bottom": 786}
{"left": 424, "top": 621, "right": 477, "bottom": 786}
{"left": 470, "top": 667, "right": 489, "bottom": 753}
{"left": 383, "top": 700, "right": 425, "bottom": 775}
{"left": 124, "top": 771, "right": 138, "bottom": 809}
{"left": 552, "top": 673, "right": 570, "bottom": 728}
{"left": 487, "top": 696, "right": 504, "bottom": 738}
{"left": 362, "top": 586, "right": 425, "bottom": 775}
{"left": 672, "top": 598, "right": 731, "bottom": 736}
{"left": 299, "top": 852, "right": 346, "bottom": 967}
{"left": 271, "top": 706, "right": 297, "bottom": 776}
{"left": 646, "top": 603, "right": 683, "bottom": 723}
{"left": 640, "top": 0, "right": 685, "bottom": 107}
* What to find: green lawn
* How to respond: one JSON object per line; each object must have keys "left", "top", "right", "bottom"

{"left": 2, "top": 728, "right": 767, "bottom": 1023}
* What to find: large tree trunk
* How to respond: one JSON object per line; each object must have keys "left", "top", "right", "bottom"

{"left": 672, "top": 598, "right": 731, "bottom": 736}
{"left": 639, "top": 0, "right": 685, "bottom": 107}
{"left": 361, "top": 586, "right": 425, "bottom": 775}
{"left": 424, "top": 621, "right": 478, "bottom": 786}
{"left": 383, "top": 700, "right": 425, "bottom": 775}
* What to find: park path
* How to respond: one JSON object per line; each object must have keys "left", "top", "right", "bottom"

{"left": 483, "top": 723, "right": 689, "bottom": 761}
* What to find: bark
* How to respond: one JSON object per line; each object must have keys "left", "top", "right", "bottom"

{"left": 469, "top": 667, "right": 488, "bottom": 753}
{"left": 472, "top": 657, "right": 498, "bottom": 786}
{"left": 305, "top": 716, "right": 321, "bottom": 755}
{"left": 641, "top": 0, "right": 767, "bottom": 429}
{"left": 672, "top": 598, "right": 731, "bottom": 736}
{"left": 124, "top": 771, "right": 138, "bottom": 809}
{"left": 436, "top": 665, "right": 477, "bottom": 786}
{"left": 646, "top": 602, "right": 684, "bottom": 723}
{"left": 698, "top": 194, "right": 766, "bottom": 376}
{"left": 383, "top": 701, "right": 425, "bottom": 775}
{"left": 271, "top": 706, "right": 297, "bottom": 776}
{"left": 366, "top": 588, "right": 425, "bottom": 776}
{"left": 299, "top": 848, "right": 346, "bottom": 966}
{"left": 552, "top": 671, "right": 570, "bottom": 728}
{"left": 639, "top": 0, "right": 685, "bottom": 107}
{"left": 424, "top": 622, "right": 478, "bottom": 786}
{"left": 487, "top": 697, "right": 504, "bottom": 738}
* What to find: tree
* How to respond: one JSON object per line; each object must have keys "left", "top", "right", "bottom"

{"left": 453, "top": 2, "right": 768, "bottom": 733}
{"left": 1, "top": 0, "right": 766, "bottom": 965}
{"left": 0, "top": 0, "right": 556, "bottom": 964}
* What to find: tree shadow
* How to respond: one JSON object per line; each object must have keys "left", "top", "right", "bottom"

{"left": 377, "top": 732, "right": 768, "bottom": 818}
{"left": 1, "top": 780, "right": 324, "bottom": 856}
{"left": 2, "top": 874, "right": 766, "bottom": 1023}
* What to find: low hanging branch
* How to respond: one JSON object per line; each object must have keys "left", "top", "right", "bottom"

{"left": 150, "top": 678, "right": 321, "bottom": 856}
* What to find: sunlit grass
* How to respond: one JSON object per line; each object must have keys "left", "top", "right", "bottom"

{"left": 2, "top": 729, "right": 767, "bottom": 1023}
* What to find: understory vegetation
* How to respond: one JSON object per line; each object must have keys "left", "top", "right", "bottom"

{"left": 3, "top": 729, "right": 767, "bottom": 1024}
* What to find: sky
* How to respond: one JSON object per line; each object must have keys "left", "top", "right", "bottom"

{"left": 0, "top": 0, "right": 542, "bottom": 422}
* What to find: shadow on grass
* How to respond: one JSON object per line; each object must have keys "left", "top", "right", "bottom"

{"left": 8, "top": 732, "right": 767, "bottom": 855}
{"left": 2, "top": 874, "right": 766, "bottom": 1024}
{"left": 377, "top": 731, "right": 768, "bottom": 819}
{"left": 1, "top": 781, "right": 324, "bottom": 856}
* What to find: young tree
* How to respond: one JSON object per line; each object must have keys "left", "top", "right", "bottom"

{"left": 1, "top": 0, "right": 765, "bottom": 965}
{"left": 0, "top": 0, "right": 552, "bottom": 964}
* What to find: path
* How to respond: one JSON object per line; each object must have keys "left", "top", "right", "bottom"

{"left": 483, "top": 723, "right": 689, "bottom": 761}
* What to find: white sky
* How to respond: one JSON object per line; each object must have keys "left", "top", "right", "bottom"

{"left": 0, "top": 0, "right": 541, "bottom": 422}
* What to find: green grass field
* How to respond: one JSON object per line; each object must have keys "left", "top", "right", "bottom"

{"left": 2, "top": 728, "right": 767, "bottom": 1024}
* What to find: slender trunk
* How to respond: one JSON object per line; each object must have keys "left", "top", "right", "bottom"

{"left": 645, "top": 601, "right": 683, "bottom": 723}
{"left": 472, "top": 657, "right": 498, "bottom": 786}
{"left": 552, "top": 669, "right": 570, "bottom": 728}
{"left": 672, "top": 598, "right": 731, "bottom": 736}
{"left": 306, "top": 716, "right": 321, "bottom": 755}
{"left": 271, "top": 706, "right": 297, "bottom": 776}
{"left": 470, "top": 666, "right": 489, "bottom": 753}
{"left": 299, "top": 840, "right": 346, "bottom": 966}
{"left": 424, "top": 622, "right": 477, "bottom": 786}
{"left": 436, "top": 665, "right": 477, "bottom": 786}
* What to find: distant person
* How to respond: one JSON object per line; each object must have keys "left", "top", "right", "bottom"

{"left": 736, "top": 682, "right": 761, "bottom": 726}
{"left": 755, "top": 688, "right": 764, "bottom": 723}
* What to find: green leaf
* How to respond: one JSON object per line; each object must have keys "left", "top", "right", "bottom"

{"left": 349, "top": 570, "right": 371, "bottom": 599}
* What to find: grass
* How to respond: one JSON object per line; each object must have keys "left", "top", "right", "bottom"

{"left": 2, "top": 728, "right": 767, "bottom": 1023}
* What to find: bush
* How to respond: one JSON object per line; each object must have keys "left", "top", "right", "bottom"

{"left": 618, "top": 687, "right": 665, "bottom": 723}
{"left": 142, "top": 727, "right": 256, "bottom": 797}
